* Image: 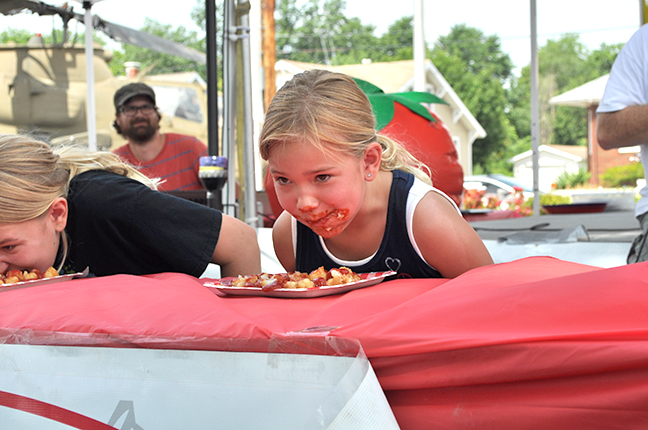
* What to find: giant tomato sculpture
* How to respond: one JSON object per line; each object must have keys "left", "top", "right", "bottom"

{"left": 263, "top": 80, "right": 464, "bottom": 225}
{"left": 379, "top": 102, "right": 464, "bottom": 206}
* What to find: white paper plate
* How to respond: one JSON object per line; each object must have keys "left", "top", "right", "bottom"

{"left": 205, "top": 271, "right": 396, "bottom": 298}
{"left": 0, "top": 267, "right": 90, "bottom": 292}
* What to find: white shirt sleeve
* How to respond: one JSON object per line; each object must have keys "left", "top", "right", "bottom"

{"left": 597, "top": 24, "right": 648, "bottom": 113}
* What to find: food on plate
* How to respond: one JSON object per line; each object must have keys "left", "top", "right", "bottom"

{"left": 0, "top": 267, "right": 60, "bottom": 285}
{"left": 229, "top": 266, "right": 362, "bottom": 292}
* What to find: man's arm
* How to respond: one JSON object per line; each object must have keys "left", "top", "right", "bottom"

{"left": 211, "top": 214, "right": 261, "bottom": 277}
{"left": 597, "top": 105, "right": 648, "bottom": 149}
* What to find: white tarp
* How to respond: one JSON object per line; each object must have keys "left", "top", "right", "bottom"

{"left": 483, "top": 240, "right": 630, "bottom": 268}
{"left": 0, "top": 344, "right": 399, "bottom": 429}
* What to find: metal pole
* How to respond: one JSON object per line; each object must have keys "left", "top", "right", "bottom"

{"left": 413, "top": 0, "right": 425, "bottom": 92}
{"left": 206, "top": 0, "right": 219, "bottom": 157}
{"left": 261, "top": 0, "right": 276, "bottom": 111}
{"left": 240, "top": 4, "right": 258, "bottom": 227}
{"left": 223, "top": 0, "right": 238, "bottom": 217}
{"left": 530, "top": 0, "right": 540, "bottom": 216}
{"left": 83, "top": 1, "right": 97, "bottom": 151}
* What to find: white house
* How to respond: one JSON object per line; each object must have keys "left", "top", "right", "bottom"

{"left": 510, "top": 144, "right": 587, "bottom": 192}
{"left": 274, "top": 59, "right": 486, "bottom": 175}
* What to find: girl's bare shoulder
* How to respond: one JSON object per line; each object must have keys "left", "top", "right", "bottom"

{"left": 272, "top": 212, "right": 296, "bottom": 272}
{"left": 416, "top": 188, "right": 463, "bottom": 219}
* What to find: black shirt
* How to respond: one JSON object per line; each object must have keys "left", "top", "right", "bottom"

{"left": 65, "top": 170, "right": 222, "bottom": 277}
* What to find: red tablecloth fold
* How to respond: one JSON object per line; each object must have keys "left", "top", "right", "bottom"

{"left": 1, "top": 257, "right": 647, "bottom": 429}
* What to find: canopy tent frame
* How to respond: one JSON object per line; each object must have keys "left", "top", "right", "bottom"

{"left": 219, "top": 0, "right": 257, "bottom": 225}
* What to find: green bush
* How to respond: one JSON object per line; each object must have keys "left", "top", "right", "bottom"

{"left": 553, "top": 168, "right": 591, "bottom": 189}
{"left": 519, "top": 193, "right": 572, "bottom": 215}
{"left": 540, "top": 194, "right": 572, "bottom": 206}
{"left": 600, "top": 163, "right": 644, "bottom": 188}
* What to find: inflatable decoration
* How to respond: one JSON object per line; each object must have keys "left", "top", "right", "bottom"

{"left": 264, "top": 78, "right": 464, "bottom": 224}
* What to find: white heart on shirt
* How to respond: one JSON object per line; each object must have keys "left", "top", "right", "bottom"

{"left": 385, "top": 257, "right": 401, "bottom": 272}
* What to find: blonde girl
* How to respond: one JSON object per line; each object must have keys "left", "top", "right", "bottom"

{"left": 0, "top": 134, "right": 260, "bottom": 278}
{"left": 260, "top": 70, "right": 492, "bottom": 278}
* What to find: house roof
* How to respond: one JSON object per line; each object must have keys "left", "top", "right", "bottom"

{"left": 510, "top": 144, "right": 587, "bottom": 163}
{"left": 276, "top": 59, "right": 416, "bottom": 93}
{"left": 549, "top": 74, "right": 609, "bottom": 108}
{"left": 549, "top": 144, "right": 588, "bottom": 159}
{"left": 146, "top": 71, "right": 207, "bottom": 87}
{"left": 275, "top": 59, "right": 486, "bottom": 142}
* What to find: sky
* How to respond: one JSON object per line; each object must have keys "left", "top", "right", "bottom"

{"left": 0, "top": 0, "right": 642, "bottom": 74}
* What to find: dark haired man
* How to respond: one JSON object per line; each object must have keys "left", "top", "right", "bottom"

{"left": 112, "top": 83, "right": 207, "bottom": 191}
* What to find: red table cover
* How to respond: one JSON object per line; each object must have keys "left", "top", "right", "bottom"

{"left": 1, "top": 257, "right": 648, "bottom": 429}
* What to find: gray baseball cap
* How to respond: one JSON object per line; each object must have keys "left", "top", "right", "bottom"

{"left": 114, "top": 82, "right": 156, "bottom": 111}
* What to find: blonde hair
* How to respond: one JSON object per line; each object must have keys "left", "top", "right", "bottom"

{"left": 259, "top": 69, "right": 432, "bottom": 185}
{"left": 0, "top": 134, "right": 158, "bottom": 270}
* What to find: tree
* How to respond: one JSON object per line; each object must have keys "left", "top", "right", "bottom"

{"left": 275, "top": 0, "right": 378, "bottom": 64}
{"left": 0, "top": 27, "right": 106, "bottom": 46}
{"left": 1, "top": 28, "right": 35, "bottom": 44}
{"left": 430, "top": 25, "right": 516, "bottom": 173}
{"left": 508, "top": 34, "right": 622, "bottom": 151}
{"left": 373, "top": 16, "right": 414, "bottom": 62}
{"left": 507, "top": 70, "right": 531, "bottom": 143}
{"left": 275, "top": 0, "right": 302, "bottom": 54}
{"left": 541, "top": 34, "right": 591, "bottom": 90}
{"left": 435, "top": 24, "right": 514, "bottom": 83}
{"left": 587, "top": 42, "right": 623, "bottom": 77}
{"left": 109, "top": 18, "right": 205, "bottom": 78}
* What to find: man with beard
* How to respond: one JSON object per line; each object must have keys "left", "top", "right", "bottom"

{"left": 112, "top": 83, "right": 207, "bottom": 192}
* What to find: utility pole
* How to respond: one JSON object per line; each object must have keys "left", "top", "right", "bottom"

{"left": 530, "top": 0, "right": 540, "bottom": 216}
{"left": 261, "top": 0, "right": 276, "bottom": 111}
{"left": 413, "top": 0, "right": 425, "bottom": 92}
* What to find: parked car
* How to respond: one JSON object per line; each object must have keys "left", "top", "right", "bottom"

{"left": 465, "top": 174, "right": 533, "bottom": 195}
{"left": 463, "top": 174, "right": 534, "bottom": 210}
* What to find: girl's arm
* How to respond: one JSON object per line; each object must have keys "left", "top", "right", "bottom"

{"left": 211, "top": 214, "right": 261, "bottom": 277}
{"left": 272, "top": 211, "right": 297, "bottom": 272}
{"left": 413, "top": 192, "right": 493, "bottom": 278}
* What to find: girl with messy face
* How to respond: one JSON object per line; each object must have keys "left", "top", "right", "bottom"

{"left": 267, "top": 137, "right": 381, "bottom": 240}
{"left": 260, "top": 70, "right": 493, "bottom": 278}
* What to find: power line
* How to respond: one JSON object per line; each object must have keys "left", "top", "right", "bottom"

{"left": 275, "top": 24, "right": 637, "bottom": 50}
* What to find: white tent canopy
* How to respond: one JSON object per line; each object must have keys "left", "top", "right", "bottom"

{"left": 549, "top": 74, "right": 609, "bottom": 108}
